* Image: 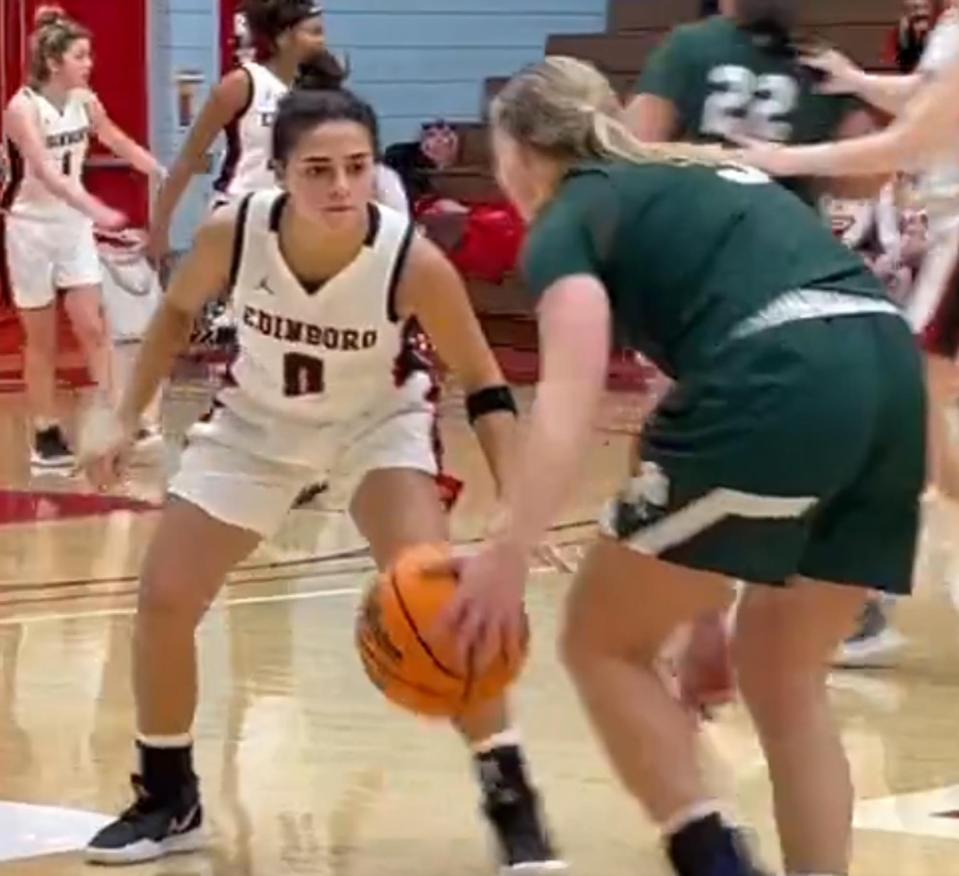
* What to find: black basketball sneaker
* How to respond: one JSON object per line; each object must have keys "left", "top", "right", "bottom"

{"left": 85, "top": 774, "right": 204, "bottom": 865}
{"left": 476, "top": 746, "right": 567, "bottom": 874}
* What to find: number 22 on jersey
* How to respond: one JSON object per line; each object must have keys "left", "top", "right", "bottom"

{"left": 701, "top": 65, "right": 798, "bottom": 142}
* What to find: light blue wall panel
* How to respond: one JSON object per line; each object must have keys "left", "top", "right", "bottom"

{"left": 153, "top": 0, "right": 607, "bottom": 244}
{"left": 324, "top": 1, "right": 607, "bottom": 146}
{"left": 150, "top": 0, "right": 219, "bottom": 250}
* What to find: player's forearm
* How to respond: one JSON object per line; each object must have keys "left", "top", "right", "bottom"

{"left": 807, "top": 77, "right": 958, "bottom": 178}
{"left": 117, "top": 303, "right": 194, "bottom": 430}
{"left": 151, "top": 158, "right": 196, "bottom": 233}
{"left": 472, "top": 411, "right": 518, "bottom": 501}
{"left": 105, "top": 130, "right": 164, "bottom": 178}
{"left": 850, "top": 71, "right": 922, "bottom": 115}
{"left": 782, "top": 132, "right": 908, "bottom": 177}
{"left": 498, "top": 376, "right": 600, "bottom": 552}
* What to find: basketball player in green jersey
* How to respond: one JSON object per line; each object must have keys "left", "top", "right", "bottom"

{"left": 441, "top": 57, "right": 925, "bottom": 876}
{"left": 626, "top": 0, "right": 879, "bottom": 205}
{"left": 626, "top": 0, "right": 898, "bottom": 671}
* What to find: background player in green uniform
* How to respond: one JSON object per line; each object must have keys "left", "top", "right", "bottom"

{"left": 625, "top": 0, "right": 880, "bottom": 205}
{"left": 441, "top": 57, "right": 925, "bottom": 876}
{"left": 625, "top": 0, "right": 899, "bottom": 665}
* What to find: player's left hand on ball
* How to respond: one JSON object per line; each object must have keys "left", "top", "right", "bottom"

{"left": 77, "top": 404, "right": 135, "bottom": 491}
{"left": 436, "top": 539, "right": 528, "bottom": 673}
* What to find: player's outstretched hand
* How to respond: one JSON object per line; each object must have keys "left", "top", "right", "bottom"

{"left": 77, "top": 403, "right": 135, "bottom": 492}
{"left": 801, "top": 49, "right": 862, "bottom": 95}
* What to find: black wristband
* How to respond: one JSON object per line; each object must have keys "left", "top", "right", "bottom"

{"left": 466, "top": 385, "right": 518, "bottom": 425}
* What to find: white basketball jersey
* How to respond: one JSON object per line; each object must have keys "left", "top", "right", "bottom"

{"left": 916, "top": 11, "right": 959, "bottom": 230}
{"left": 2, "top": 87, "right": 91, "bottom": 222}
{"left": 219, "top": 190, "right": 420, "bottom": 463}
{"left": 214, "top": 62, "right": 287, "bottom": 199}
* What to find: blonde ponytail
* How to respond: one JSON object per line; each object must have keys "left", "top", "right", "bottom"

{"left": 492, "top": 56, "right": 726, "bottom": 169}
{"left": 589, "top": 110, "right": 726, "bottom": 168}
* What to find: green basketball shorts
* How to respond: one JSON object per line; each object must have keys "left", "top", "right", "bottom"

{"left": 601, "top": 313, "right": 926, "bottom": 594}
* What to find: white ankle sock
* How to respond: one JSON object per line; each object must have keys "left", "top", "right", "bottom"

{"left": 137, "top": 732, "right": 192, "bottom": 748}
{"left": 661, "top": 800, "right": 722, "bottom": 837}
{"left": 471, "top": 728, "right": 521, "bottom": 754}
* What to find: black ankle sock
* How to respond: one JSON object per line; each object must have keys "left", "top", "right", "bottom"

{"left": 474, "top": 745, "right": 531, "bottom": 802}
{"left": 667, "top": 813, "right": 753, "bottom": 876}
{"left": 137, "top": 740, "right": 196, "bottom": 800}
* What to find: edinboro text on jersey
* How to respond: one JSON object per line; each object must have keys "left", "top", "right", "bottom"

{"left": 242, "top": 305, "right": 378, "bottom": 351}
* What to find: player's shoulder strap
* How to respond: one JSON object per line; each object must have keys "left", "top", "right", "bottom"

{"left": 227, "top": 189, "right": 278, "bottom": 292}
{"left": 69, "top": 88, "right": 98, "bottom": 126}
{"left": 224, "top": 63, "right": 256, "bottom": 119}
{"left": 366, "top": 202, "right": 415, "bottom": 323}
{"left": 243, "top": 60, "right": 283, "bottom": 95}
{"left": 12, "top": 86, "right": 43, "bottom": 120}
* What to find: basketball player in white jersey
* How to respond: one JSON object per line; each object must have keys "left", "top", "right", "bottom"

{"left": 80, "top": 89, "right": 565, "bottom": 874}
{"left": 2, "top": 6, "right": 164, "bottom": 467}
{"left": 147, "top": 0, "right": 327, "bottom": 261}
{"left": 288, "top": 48, "right": 413, "bottom": 508}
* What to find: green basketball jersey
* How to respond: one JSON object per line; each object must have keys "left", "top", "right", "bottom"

{"left": 636, "top": 16, "right": 860, "bottom": 202}
{"left": 522, "top": 160, "right": 887, "bottom": 376}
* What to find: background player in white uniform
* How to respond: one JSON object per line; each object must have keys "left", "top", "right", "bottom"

{"left": 147, "top": 0, "right": 327, "bottom": 263}
{"left": 80, "top": 89, "right": 564, "bottom": 874}
{"left": 1, "top": 5, "right": 163, "bottom": 467}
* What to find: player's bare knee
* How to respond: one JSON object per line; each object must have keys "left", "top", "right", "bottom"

{"left": 734, "top": 643, "right": 822, "bottom": 731}
{"left": 137, "top": 568, "right": 208, "bottom": 629}
{"left": 559, "top": 596, "right": 659, "bottom": 678}
{"left": 22, "top": 322, "right": 57, "bottom": 360}
{"left": 73, "top": 312, "right": 108, "bottom": 352}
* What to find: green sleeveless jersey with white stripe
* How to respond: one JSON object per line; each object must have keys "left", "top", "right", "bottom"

{"left": 522, "top": 160, "right": 890, "bottom": 376}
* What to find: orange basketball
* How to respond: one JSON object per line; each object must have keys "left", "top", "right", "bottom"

{"left": 355, "top": 543, "right": 529, "bottom": 718}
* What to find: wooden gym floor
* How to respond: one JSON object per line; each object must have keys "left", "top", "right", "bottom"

{"left": 1, "top": 375, "right": 958, "bottom": 876}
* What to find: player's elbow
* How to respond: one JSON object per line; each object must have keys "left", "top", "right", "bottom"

{"left": 95, "top": 122, "right": 122, "bottom": 150}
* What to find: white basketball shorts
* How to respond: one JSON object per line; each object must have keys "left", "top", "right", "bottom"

{"left": 4, "top": 214, "right": 101, "bottom": 309}
{"left": 169, "top": 395, "right": 440, "bottom": 538}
